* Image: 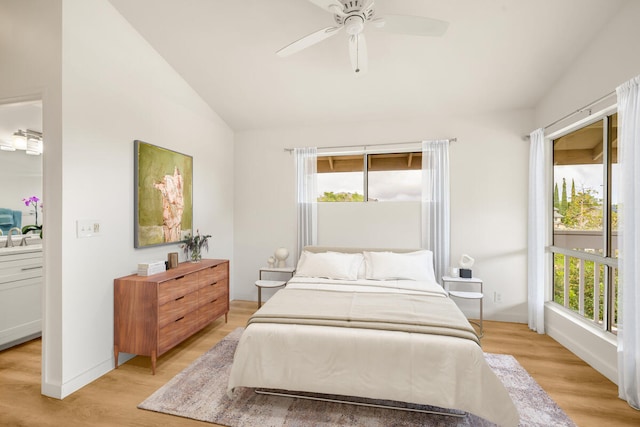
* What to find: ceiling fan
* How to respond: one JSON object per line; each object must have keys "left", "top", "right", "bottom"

{"left": 276, "top": 0, "right": 449, "bottom": 73}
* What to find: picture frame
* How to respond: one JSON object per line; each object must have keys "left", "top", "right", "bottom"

{"left": 134, "top": 140, "right": 193, "bottom": 248}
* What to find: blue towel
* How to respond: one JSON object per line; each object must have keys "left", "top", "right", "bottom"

{"left": 0, "top": 214, "right": 14, "bottom": 226}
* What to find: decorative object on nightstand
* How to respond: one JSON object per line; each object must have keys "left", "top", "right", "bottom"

{"left": 267, "top": 256, "right": 276, "bottom": 268}
{"left": 274, "top": 247, "right": 289, "bottom": 268}
{"left": 442, "top": 275, "right": 484, "bottom": 337}
{"left": 458, "top": 254, "right": 475, "bottom": 278}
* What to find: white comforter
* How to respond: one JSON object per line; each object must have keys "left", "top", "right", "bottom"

{"left": 228, "top": 277, "right": 519, "bottom": 427}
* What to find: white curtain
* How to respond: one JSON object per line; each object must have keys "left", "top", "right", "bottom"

{"left": 421, "top": 140, "right": 450, "bottom": 284}
{"left": 527, "top": 128, "right": 546, "bottom": 334}
{"left": 294, "top": 147, "right": 318, "bottom": 261}
{"left": 616, "top": 75, "right": 640, "bottom": 409}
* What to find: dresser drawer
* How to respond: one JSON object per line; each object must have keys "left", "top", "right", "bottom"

{"left": 158, "top": 291, "right": 198, "bottom": 328}
{"left": 198, "top": 279, "right": 227, "bottom": 307}
{"left": 199, "top": 263, "right": 227, "bottom": 286}
{"left": 158, "top": 273, "right": 199, "bottom": 305}
{"left": 197, "top": 297, "right": 227, "bottom": 329}
{"left": 158, "top": 311, "right": 198, "bottom": 355}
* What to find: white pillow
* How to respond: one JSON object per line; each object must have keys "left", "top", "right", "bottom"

{"left": 295, "top": 251, "right": 363, "bottom": 280}
{"left": 364, "top": 250, "right": 436, "bottom": 282}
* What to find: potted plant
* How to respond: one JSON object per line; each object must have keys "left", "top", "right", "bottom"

{"left": 181, "top": 230, "right": 211, "bottom": 262}
{"left": 21, "top": 196, "right": 43, "bottom": 238}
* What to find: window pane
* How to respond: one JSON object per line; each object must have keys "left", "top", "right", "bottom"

{"left": 553, "top": 120, "right": 604, "bottom": 253}
{"left": 367, "top": 152, "right": 421, "bottom": 202}
{"left": 317, "top": 154, "right": 364, "bottom": 202}
{"left": 612, "top": 266, "right": 619, "bottom": 333}
{"left": 609, "top": 113, "right": 619, "bottom": 258}
{"left": 553, "top": 253, "right": 565, "bottom": 306}
{"left": 368, "top": 170, "right": 421, "bottom": 201}
{"left": 317, "top": 152, "right": 422, "bottom": 202}
{"left": 317, "top": 171, "right": 364, "bottom": 202}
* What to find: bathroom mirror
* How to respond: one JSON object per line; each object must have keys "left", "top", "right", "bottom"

{"left": 0, "top": 100, "right": 43, "bottom": 232}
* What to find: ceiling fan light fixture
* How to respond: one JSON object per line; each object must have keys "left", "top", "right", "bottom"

{"left": 344, "top": 15, "right": 364, "bottom": 35}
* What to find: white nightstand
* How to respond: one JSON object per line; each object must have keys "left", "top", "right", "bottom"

{"left": 442, "top": 275, "right": 484, "bottom": 337}
{"left": 255, "top": 280, "right": 286, "bottom": 308}
{"left": 256, "top": 267, "right": 296, "bottom": 308}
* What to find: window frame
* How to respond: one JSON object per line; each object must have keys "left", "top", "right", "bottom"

{"left": 546, "top": 105, "right": 619, "bottom": 334}
{"left": 317, "top": 148, "right": 422, "bottom": 202}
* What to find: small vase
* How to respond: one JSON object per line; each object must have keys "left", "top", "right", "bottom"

{"left": 190, "top": 246, "right": 202, "bottom": 263}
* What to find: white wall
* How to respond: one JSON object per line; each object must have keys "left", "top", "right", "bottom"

{"left": 535, "top": 0, "right": 640, "bottom": 384}
{"left": 0, "top": 0, "right": 64, "bottom": 397}
{"left": 1, "top": 0, "right": 234, "bottom": 398}
{"left": 235, "top": 110, "right": 532, "bottom": 322}
{"left": 318, "top": 202, "right": 422, "bottom": 248}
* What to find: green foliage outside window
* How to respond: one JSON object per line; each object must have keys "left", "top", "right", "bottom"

{"left": 317, "top": 191, "right": 364, "bottom": 202}
{"left": 552, "top": 177, "right": 618, "bottom": 329}
{"left": 553, "top": 253, "right": 604, "bottom": 323}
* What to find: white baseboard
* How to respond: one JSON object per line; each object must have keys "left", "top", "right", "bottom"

{"left": 42, "top": 353, "right": 135, "bottom": 399}
{"left": 545, "top": 304, "right": 618, "bottom": 384}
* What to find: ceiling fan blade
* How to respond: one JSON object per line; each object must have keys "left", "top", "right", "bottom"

{"left": 375, "top": 14, "right": 449, "bottom": 37}
{"left": 307, "top": 0, "right": 346, "bottom": 16}
{"left": 349, "top": 34, "right": 368, "bottom": 74}
{"left": 277, "top": 26, "right": 342, "bottom": 57}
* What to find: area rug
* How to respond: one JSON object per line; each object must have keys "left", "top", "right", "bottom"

{"left": 139, "top": 328, "right": 576, "bottom": 427}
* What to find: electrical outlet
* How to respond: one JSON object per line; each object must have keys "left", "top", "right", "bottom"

{"left": 494, "top": 292, "right": 502, "bottom": 303}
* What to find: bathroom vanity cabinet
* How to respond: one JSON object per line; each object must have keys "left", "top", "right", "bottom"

{"left": 0, "top": 246, "right": 43, "bottom": 350}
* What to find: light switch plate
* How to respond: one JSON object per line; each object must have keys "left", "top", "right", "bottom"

{"left": 76, "top": 220, "right": 101, "bottom": 238}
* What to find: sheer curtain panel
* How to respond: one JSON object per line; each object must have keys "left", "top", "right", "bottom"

{"left": 527, "top": 128, "right": 545, "bottom": 334}
{"left": 616, "top": 75, "right": 640, "bottom": 409}
{"left": 294, "top": 147, "right": 318, "bottom": 261}
{"left": 421, "top": 140, "right": 450, "bottom": 284}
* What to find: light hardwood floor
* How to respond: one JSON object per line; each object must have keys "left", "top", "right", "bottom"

{"left": 1, "top": 300, "right": 638, "bottom": 427}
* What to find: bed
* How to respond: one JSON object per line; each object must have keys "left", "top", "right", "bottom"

{"left": 227, "top": 247, "right": 519, "bottom": 427}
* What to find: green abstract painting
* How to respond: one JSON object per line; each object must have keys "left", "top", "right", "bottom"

{"left": 134, "top": 140, "right": 193, "bottom": 248}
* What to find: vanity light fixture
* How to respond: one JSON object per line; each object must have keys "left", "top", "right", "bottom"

{"left": 0, "top": 129, "right": 43, "bottom": 155}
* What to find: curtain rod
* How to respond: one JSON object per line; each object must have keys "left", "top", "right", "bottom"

{"left": 524, "top": 90, "right": 616, "bottom": 140}
{"left": 284, "top": 138, "right": 457, "bottom": 152}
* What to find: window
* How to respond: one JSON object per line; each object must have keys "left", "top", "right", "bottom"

{"left": 550, "top": 112, "right": 618, "bottom": 332}
{"left": 317, "top": 151, "right": 422, "bottom": 202}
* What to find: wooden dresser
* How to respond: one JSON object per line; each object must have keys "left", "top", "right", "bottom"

{"left": 114, "top": 258, "right": 229, "bottom": 374}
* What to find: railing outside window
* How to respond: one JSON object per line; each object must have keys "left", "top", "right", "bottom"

{"left": 551, "top": 242, "right": 618, "bottom": 332}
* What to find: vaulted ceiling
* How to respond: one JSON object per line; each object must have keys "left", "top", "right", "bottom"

{"left": 105, "top": 0, "right": 625, "bottom": 131}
